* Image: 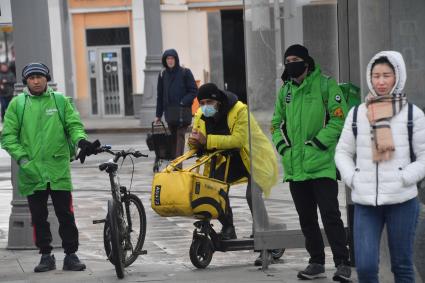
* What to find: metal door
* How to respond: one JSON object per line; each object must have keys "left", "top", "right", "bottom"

{"left": 98, "top": 49, "right": 124, "bottom": 117}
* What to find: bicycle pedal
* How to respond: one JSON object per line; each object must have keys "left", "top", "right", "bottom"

{"left": 92, "top": 219, "right": 106, "bottom": 224}
{"left": 135, "top": 250, "right": 147, "bottom": 255}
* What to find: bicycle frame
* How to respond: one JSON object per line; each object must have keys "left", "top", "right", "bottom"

{"left": 92, "top": 146, "right": 148, "bottom": 278}
{"left": 101, "top": 157, "right": 136, "bottom": 246}
{"left": 103, "top": 162, "right": 121, "bottom": 203}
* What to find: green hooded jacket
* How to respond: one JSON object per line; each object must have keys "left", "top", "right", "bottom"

{"left": 1, "top": 87, "right": 87, "bottom": 196}
{"left": 271, "top": 65, "right": 347, "bottom": 181}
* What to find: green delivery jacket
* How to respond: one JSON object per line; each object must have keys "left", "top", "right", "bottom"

{"left": 271, "top": 65, "right": 347, "bottom": 181}
{"left": 1, "top": 87, "right": 87, "bottom": 196}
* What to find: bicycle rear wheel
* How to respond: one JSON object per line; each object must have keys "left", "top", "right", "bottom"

{"left": 121, "top": 193, "right": 147, "bottom": 267}
{"left": 107, "top": 199, "right": 125, "bottom": 279}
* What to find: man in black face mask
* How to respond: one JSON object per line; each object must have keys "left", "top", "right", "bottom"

{"left": 271, "top": 45, "right": 351, "bottom": 281}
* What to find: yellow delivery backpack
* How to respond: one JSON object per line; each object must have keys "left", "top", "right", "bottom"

{"left": 151, "top": 149, "right": 231, "bottom": 220}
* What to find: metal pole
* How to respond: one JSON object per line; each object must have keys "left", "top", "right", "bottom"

{"left": 4, "top": 32, "right": 8, "bottom": 63}
{"left": 274, "top": 0, "right": 283, "bottom": 93}
{"left": 139, "top": 0, "right": 163, "bottom": 127}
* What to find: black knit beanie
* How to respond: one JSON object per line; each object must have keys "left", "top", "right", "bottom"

{"left": 284, "top": 44, "right": 310, "bottom": 62}
{"left": 197, "top": 83, "right": 225, "bottom": 103}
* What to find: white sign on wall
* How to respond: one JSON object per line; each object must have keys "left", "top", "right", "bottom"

{"left": 0, "top": 0, "right": 12, "bottom": 26}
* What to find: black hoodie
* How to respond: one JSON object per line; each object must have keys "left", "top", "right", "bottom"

{"left": 156, "top": 49, "right": 198, "bottom": 118}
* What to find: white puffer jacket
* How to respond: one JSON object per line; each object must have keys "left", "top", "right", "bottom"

{"left": 335, "top": 51, "right": 425, "bottom": 206}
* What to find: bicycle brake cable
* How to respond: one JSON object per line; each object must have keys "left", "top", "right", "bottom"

{"left": 117, "top": 157, "right": 125, "bottom": 187}
{"left": 128, "top": 155, "right": 135, "bottom": 192}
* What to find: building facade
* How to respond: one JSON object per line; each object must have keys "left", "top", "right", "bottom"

{"left": 6, "top": 0, "right": 425, "bottom": 116}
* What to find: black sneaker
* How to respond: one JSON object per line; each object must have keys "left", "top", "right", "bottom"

{"left": 254, "top": 252, "right": 272, "bottom": 266}
{"left": 219, "top": 225, "right": 237, "bottom": 240}
{"left": 333, "top": 264, "right": 351, "bottom": 282}
{"left": 34, "top": 254, "right": 56, "bottom": 272}
{"left": 63, "top": 253, "right": 86, "bottom": 271}
{"left": 297, "top": 263, "right": 326, "bottom": 280}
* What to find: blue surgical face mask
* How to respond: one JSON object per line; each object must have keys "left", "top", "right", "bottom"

{"left": 201, "top": 104, "right": 217, "bottom": 117}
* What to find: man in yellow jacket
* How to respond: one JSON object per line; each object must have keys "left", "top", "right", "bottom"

{"left": 188, "top": 83, "right": 279, "bottom": 265}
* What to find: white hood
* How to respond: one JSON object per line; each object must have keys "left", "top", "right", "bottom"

{"left": 366, "top": 50, "right": 407, "bottom": 96}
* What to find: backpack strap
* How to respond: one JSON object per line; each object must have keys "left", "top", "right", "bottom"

{"left": 16, "top": 93, "right": 27, "bottom": 140}
{"left": 407, "top": 103, "right": 415, "bottom": 162}
{"left": 52, "top": 92, "right": 66, "bottom": 129}
{"left": 320, "top": 75, "right": 332, "bottom": 125}
{"left": 279, "top": 82, "right": 290, "bottom": 118}
{"left": 159, "top": 69, "right": 165, "bottom": 78}
{"left": 320, "top": 75, "right": 330, "bottom": 106}
{"left": 352, "top": 105, "right": 359, "bottom": 139}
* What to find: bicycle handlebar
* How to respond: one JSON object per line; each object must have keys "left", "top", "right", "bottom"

{"left": 95, "top": 145, "right": 148, "bottom": 163}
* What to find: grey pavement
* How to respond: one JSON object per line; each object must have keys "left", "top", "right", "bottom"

{"left": 0, "top": 118, "right": 414, "bottom": 282}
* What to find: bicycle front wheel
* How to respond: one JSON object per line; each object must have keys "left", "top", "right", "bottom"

{"left": 107, "top": 199, "right": 125, "bottom": 279}
{"left": 121, "top": 193, "right": 147, "bottom": 267}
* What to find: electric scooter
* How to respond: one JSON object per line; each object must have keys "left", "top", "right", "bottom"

{"left": 188, "top": 151, "right": 285, "bottom": 269}
{"left": 189, "top": 220, "right": 285, "bottom": 269}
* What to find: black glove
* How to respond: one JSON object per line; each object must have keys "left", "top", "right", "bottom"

{"left": 77, "top": 139, "right": 101, "bottom": 164}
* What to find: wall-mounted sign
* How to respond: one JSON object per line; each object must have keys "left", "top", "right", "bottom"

{"left": 0, "top": 0, "right": 12, "bottom": 26}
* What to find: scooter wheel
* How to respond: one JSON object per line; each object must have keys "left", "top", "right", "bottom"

{"left": 189, "top": 237, "right": 213, "bottom": 269}
{"left": 271, "top": 248, "right": 285, "bottom": 260}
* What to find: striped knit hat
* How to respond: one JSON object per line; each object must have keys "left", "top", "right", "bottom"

{"left": 21, "top": 62, "right": 51, "bottom": 83}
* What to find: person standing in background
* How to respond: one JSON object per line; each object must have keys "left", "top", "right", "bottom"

{"left": 155, "top": 49, "right": 197, "bottom": 159}
{"left": 0, "top": 62, "right": 16, "bottom": 121}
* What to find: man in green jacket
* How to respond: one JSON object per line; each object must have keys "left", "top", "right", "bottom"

{"left": 271, "top": 45, "right": 351, "bottom": 281}
{"left": 1, "top": 63, "right": 99, "bottom": 273}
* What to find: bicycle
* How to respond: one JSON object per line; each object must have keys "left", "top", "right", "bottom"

{"left": 92, "top": 145, "right": 148, "bottom": 279}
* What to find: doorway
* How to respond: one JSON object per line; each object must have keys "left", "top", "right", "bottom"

{"left": 86, "top": 28, "right": 133, "bottom": 117}
{"left": 99, "top": 49, "right": 124, "bottom": 116}
{"left": 221, "top": 10, "right": 247, "bottom": 103}
{"left": 88, "top": 48, "right": 125, "bottom": 116}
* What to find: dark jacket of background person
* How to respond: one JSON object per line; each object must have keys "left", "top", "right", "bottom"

{"left": 0, "top": 66, "right": 16, "bottom": 98}
{"left": 155, "top": 49, "right": 197, "bottom": 122}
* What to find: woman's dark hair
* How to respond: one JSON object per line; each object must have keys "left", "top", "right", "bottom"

{"left": 371, "top": 56, "right": 395, "bottom": 74}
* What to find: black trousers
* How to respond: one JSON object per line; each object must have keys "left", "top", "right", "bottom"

{"left": 168, "top": 125, "right": 188, "bottom": 159}
{"left": 27, "top": 188, "right": 79, "bottom": 255}
{"left": 289, "top": 178, "right": 349, "bottom": 266}
{"left": 214, "top": 153, "right": 268, "bottom": 228}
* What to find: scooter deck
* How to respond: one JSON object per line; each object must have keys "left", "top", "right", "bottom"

{"left": 217, "top": 238, "right": 254, "bottom": 252}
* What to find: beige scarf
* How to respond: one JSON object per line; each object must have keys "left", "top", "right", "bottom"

{"left": 365, "top": 93, "right": 407, "bottom": 162}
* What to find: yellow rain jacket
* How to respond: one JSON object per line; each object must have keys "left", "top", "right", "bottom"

{"left": 192, "top": 100, "right": 279, "bottom": 197}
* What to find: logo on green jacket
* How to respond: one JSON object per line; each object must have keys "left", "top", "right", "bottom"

{"left": 285, "top": 92, "right": 292, "bottom": 103}
{"left": 46, "top": 108, "right": 58, "bottom": 116}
